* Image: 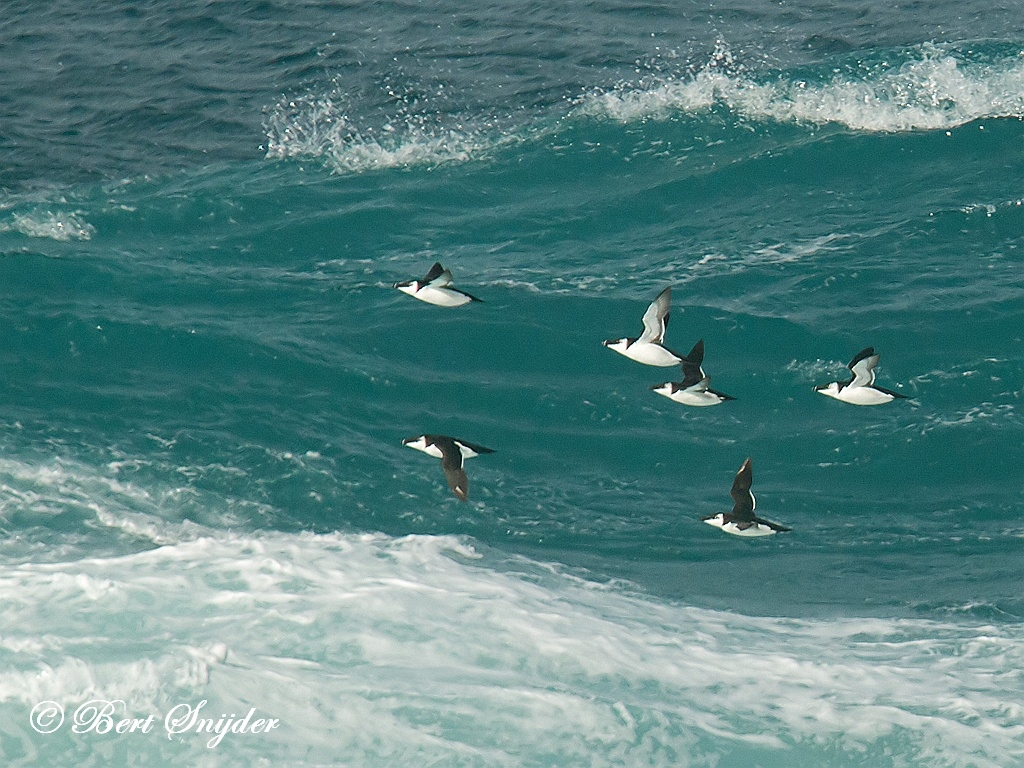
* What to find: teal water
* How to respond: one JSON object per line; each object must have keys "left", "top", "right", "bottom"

{"left": 2, "top": 2, "right": 1024, "bottom": 766}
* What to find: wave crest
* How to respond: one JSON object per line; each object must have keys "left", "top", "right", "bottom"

{"left": 2, "top": 531, "right": 1023, "bottom": 766}
{"left": 264, "top": 94, "right": 499, "bottom": 174}
{"left": 2, "top": 211, "right": 96, "bottom": 242}
{"left": 581, "top": 44, "right": 1024, "bottom": 132}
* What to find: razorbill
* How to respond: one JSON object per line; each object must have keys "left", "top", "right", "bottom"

{"left": 602, "top": 286, "right": 685, "bottom": 366}
{"left": 402, "top": 434, "right": 494, "bottom": 502}
{"left": 702, "top": 458, "right": 791, "bottom": 536}
{"left": 815, "top": 347, "right": 907, "bottom": 405}
{"left": 394, "top": 262, "right": 482, "bottom": 307}
{"left": 651, "top": 339, "right": 734, "bottom": 406}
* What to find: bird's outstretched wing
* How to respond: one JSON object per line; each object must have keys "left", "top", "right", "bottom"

{"left": 729, "top": 458, "right": 756, "bottom": 522}
{"left": 679, "top": 339, "right": 706, "bottom": 388}
{"left": 846, "top": 347, "right": 879, "bottom": 388}
{"left": 442, "top": 463, "right": 470, "bottom": 502}
{"left": 423, "top": 262, "right": 451, "bottom": 286}
{"left": 435, "top": 437, "right": 469, "bottom": 502}
{"left": 638, "top": 287, "right": 672, "bottom": 344}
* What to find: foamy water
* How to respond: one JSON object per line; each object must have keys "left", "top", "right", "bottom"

{"left": 2, "top": 528, "right": 1022, "bottom": 767}
{"left": 2, "top": 212, "right": 96, "bottom": 242}
{"left": 263, "top": 94, "right": 507, "bottom": 174}
{"left": 582, "top": 45, "right": 1024, "bottom": 131}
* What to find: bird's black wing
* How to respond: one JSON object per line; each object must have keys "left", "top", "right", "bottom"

{"left": 423, "top": 261, "right": 446, "bottom": 283}
{"left": 729, "top": 458, "right": 756, "bottom": 522}
{"left": 679, "top": 339, "right": 706, "bottom": 388}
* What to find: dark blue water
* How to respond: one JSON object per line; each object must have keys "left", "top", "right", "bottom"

{"left": 2, "top": 2, "right": 1023, "bottom": 766}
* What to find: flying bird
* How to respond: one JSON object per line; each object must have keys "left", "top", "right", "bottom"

{"left": 394, "top": 262, "right": 482, "bottom": 307}
{"left": 402, "top": 434, "right": 494, "bottom": 501}
{"left": 603, "top": 286, "right": 685, "bottom": 366}
{"left": 815, "top": 347, "right": 906, "bottom": 405}
{"left": 651, "top": 339, "right": 734, "bottom": 406}
{"left": 701, "top": 458, "right": 791, "bottom": 536}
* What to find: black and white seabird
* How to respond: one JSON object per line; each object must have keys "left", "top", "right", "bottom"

{"left": 651, "top": 339, "right": 734, "bottom": 406}
{"left": 602, "top": 286, "right": 685, "bottom": 366}
{"left": 701, "top": 458, "right": 790, "bottom": 537}
{"left": 402, "top": 434, "right": 494, "bottom": 502}
{"left": 394, "top": 262, "right": 482, "bottom": 307}
{"left": 815, "top": 347, "right": 907, "bottom": 405}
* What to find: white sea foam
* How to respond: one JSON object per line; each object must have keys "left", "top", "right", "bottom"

{"left": 0, "top": 456, "right": 238, "bottom": 556}
{"left": 750, "top": 233, "right": 854, "bottom": 266}
{"left": 2, "top": 211, "right": 96, "bottom": 241}
{"left": 961, "top": 197, "right": 1024, "bottom": 217}
{"left": 0, "top": 530, "right": 1021, "bottom": 766}
{"left": 916, "top": 403, "right": 1018, "bottom": 433}
{"left": 582, "top": 44, "right": 1024, "bottom": 132}
{"left": 785, "top": 357, "right": 846, "bottom": 383}
{"left": 674, "top": 233, "right": 854, "bottom": 287}
{"left": 263, "top": 95, "right": 503, "bottom": 175}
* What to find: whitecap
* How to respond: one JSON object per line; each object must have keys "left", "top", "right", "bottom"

{"left": 0, "top": 531, "right": 1020, "bottom": 766}
{"left": 581, "top": 43, "right": 1024, "bottom": 133}
{"left": 3, "top": 211, "right": 96, "bottom": 242}
{"left": 263, "top": 94, "right": 507, "bottom": 175}
{"left": 0, "top": 455, "right": 243, "bottom": 556}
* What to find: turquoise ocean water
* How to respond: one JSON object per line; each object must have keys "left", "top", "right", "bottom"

{"left": 2, "top": 2, "right": 1024, "bottom": 765}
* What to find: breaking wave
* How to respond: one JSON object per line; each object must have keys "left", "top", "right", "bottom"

{"left": 1, "top": 530, "right": 1022, "bottom": 766}
{"left": 263, "top": 94, "right": 508, "bottom": 175}
{"left": 581, "top": 44, "right": 1024, "bottom": 132}
{"left": 2, "top": 211, "right": 96, "bottom": 242}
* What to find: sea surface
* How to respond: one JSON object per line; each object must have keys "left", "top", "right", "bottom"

{"left": 2, "top": 2, "right": 1024, "bottom": 766}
